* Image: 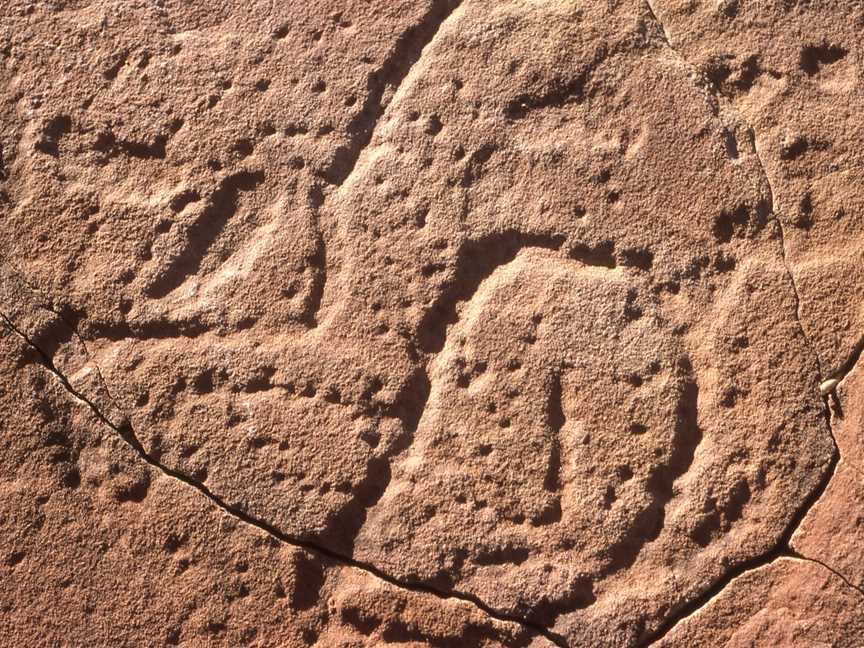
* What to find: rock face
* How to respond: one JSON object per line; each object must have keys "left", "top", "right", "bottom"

{"left": 792, "top": 358, "right": 864, "bottom": 593}
{"left": 0, "top": 1, "right": 861, "bottom": 647}
{"left": 655, "top": 558, "right": 864, "bottom": 648}
{"left": 0, "top": 336, "right": 545, "bottom": 647}
{"left": 650, "top": 0, "right": 864, "bottom": 378}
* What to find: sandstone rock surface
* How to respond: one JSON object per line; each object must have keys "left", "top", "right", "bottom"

{"left": 1, "top": 1, "right": 862, "bottom": 646}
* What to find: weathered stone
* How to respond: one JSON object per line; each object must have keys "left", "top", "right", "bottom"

{"left": 792, "top": 358, "right": 864, "bottom": 592}
{"left": 650, "top": 0, "right": 864, "bottom": 376}
{"left": 0, "top": 0, "right": 860, "bottom": 645}
{"left": 0, "top": 335, "right": 544, "bottom": 647}
{"left": 656, "top": 558, "right": 864, "bottom": 647}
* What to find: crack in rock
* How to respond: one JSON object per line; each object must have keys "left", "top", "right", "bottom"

{"left": 790, "top": 552, "right": 864, "bottom": 599}
{"left": 3, "top": 3, "right": 858, "bottom": 643}
{"left": 638, "top": 2, "right": 845, "bottom": 643}
{"left": 644, "top": 549, "right": 864, "bottom": 647}
{"left": 639, "top": 437, "right": 842, "bottom": 646}
{"left": 0, "top": 309, "right": 568, "bottom": 648}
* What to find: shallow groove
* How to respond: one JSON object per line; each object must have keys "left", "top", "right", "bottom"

{"left": 0, "top": 311, "right": 567, "bottom": 648}
{"left": 325, "top": 0, "right": 461, "bottom": 186}
{"left": 639, "top": 1, "right": 843, "bottom": 643}
{"left": 310, "top": 0, "right": 462, "bottom": 329}
{"left": 640, "top": 436, "right": 840, "bottom": 645}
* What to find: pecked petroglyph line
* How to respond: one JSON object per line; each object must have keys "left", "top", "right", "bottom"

{"left": 324, "top": 0, "right": 463, "bottom": 187}
{"left": 307, "top": 1, "right": 463, "bottom": 329}
{"left": 0, "top": 308, "right": 568, "bottom": 648}
{"left": 638, "top": 1, "right": 856, "bottom": 643}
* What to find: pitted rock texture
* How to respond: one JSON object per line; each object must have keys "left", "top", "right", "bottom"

{"left": 0, "top": 337, "right": 544, "bottom": 647}
{"left": 649, "top": 0, "right": 864, "bottom": 377}
{"left": 1, "top": 1, "right": 862, "bottom": 647}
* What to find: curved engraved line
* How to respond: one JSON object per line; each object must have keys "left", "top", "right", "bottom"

{"left": 308, "top": 1, "right": 464, "bottom": 329}
{"left": 639, "top": 2, "right": 842, "bottom": 643}
{"left": 367, "top": 235, "right": 635, "bottom": 626}
{"left": 0, "top": 309, "right": 568, "bottom": 647}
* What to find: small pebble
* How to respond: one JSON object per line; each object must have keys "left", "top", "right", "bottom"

{"left": 819, "top": 378, "right": 839, "bottom": 396}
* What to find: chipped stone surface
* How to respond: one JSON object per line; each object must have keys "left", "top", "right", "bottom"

{"left": 0, "top": 0, "right": 861, "bottom": 646}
